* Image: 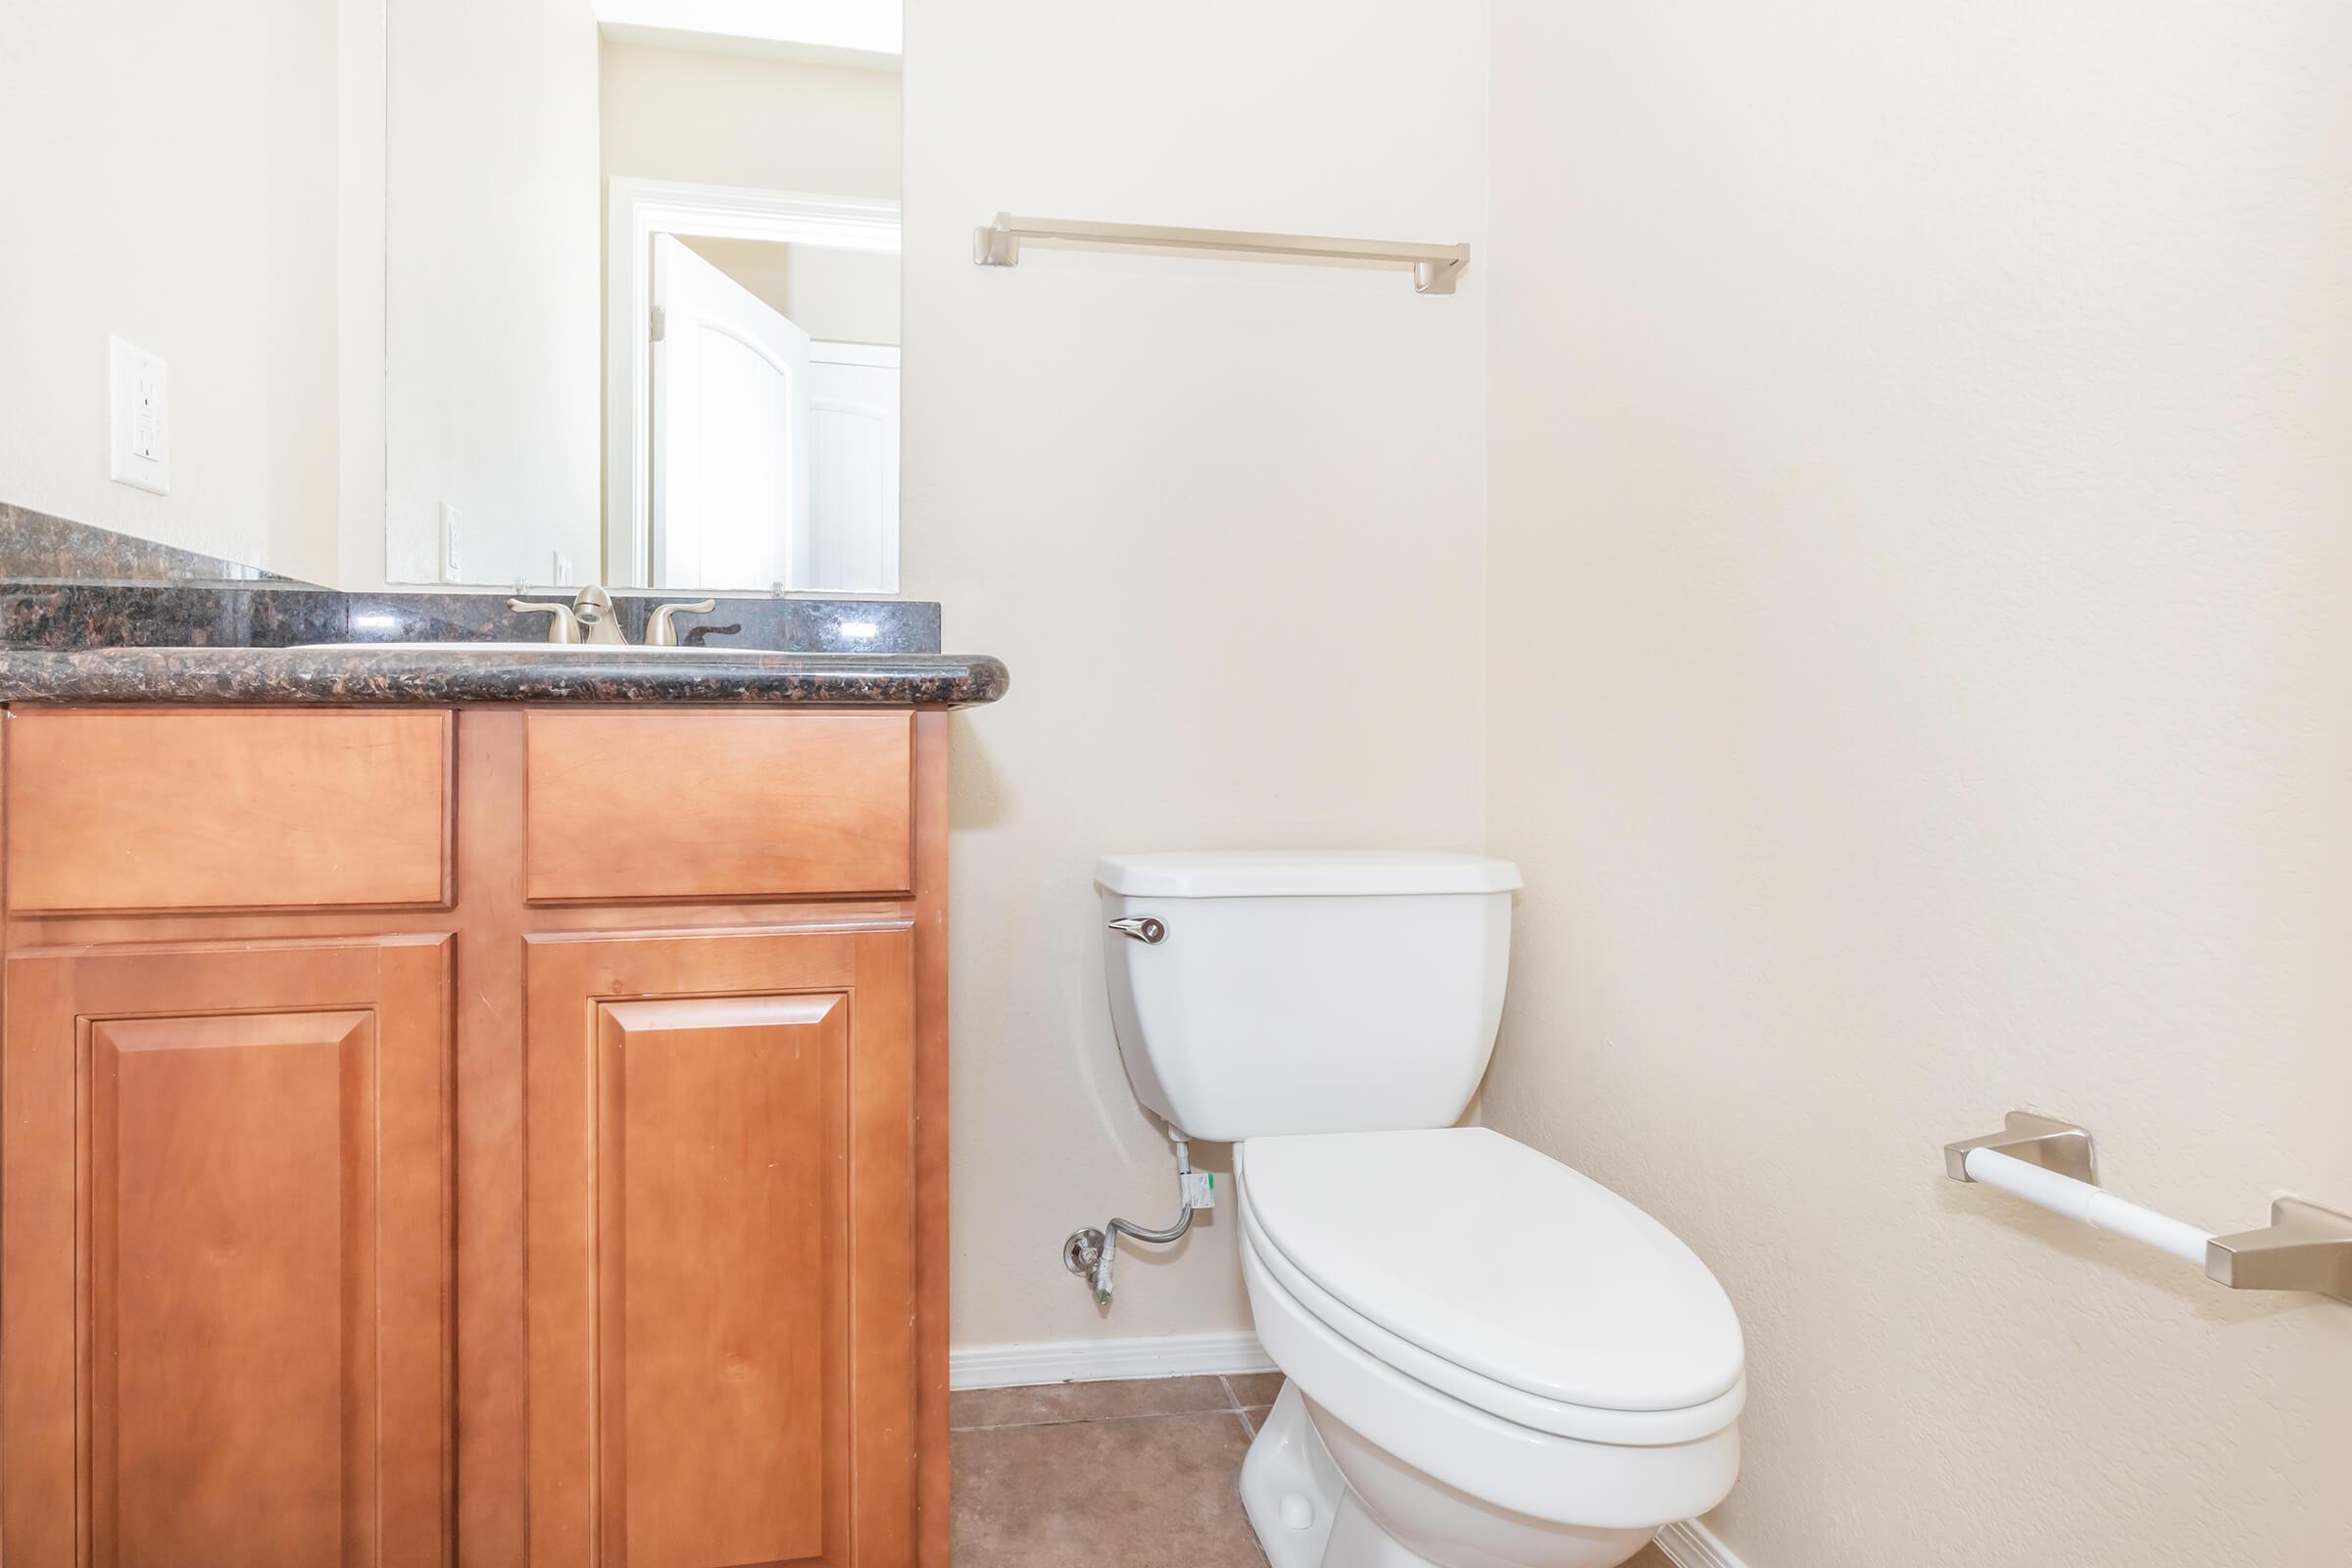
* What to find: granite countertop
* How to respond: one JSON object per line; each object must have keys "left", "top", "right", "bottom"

{"left": 0, "top": 645, "right": 1009, "bottom": 707}
{"left": 0, "top": 506, "right": 1008, "bottom": 708}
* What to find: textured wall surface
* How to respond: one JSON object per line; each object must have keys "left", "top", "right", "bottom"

{"left": 1484, "top": 4, "right": 2352, "bottom": 1564}
{"left": 0, "top": 0, "right": 340, "bottom": 584}
{"left": 903, "top": 0, "right": 1490, "bottom": 1350}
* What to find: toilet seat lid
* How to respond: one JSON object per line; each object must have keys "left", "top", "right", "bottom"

{"left": 1241, "top": 1127, "right": 1744, "bottom": 1413}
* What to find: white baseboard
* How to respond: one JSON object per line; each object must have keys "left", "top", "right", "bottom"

{"left": 950, "top": 1329, "right": 1275, "bottom": 1391}
{"left": 1654, "top": 1518, "right": 1748, "bottom": 1568}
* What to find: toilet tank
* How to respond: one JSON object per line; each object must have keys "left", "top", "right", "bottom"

{"left": 1096, "top": 852, "right": 1521, "bottom": 1142}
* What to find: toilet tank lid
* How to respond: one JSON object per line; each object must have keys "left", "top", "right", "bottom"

{"left": 1095, "top": 851, "right": 1522, "bottom": 899}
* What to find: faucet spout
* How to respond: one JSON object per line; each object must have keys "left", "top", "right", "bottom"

{"left": 570, "top": 585, "right": 628, "bottom": 645}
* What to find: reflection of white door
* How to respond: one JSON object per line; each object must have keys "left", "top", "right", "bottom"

{"left": 808, "top": 344, "right": 902, "bottom": 594}
{"left": 650, "top": 233, "right": 811, "bottom": 588}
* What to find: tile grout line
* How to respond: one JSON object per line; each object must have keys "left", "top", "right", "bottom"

{"left": 951, "top": 1405, "right": 1249, "bottom": 1435}
{"left": 950, "top": 1372, "right": 1281, "bottom": 1436}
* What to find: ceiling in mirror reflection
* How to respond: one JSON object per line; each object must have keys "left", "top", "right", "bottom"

{"left": 591, "top": 0, "right": 904, "bottom": 71}
{"left": 383, "top": 0, "right": 904, "bottom": 595}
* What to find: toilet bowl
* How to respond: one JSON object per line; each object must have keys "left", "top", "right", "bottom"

{"left": 1233, "top": 1130, "right": 1741, "bottom": 1568}
{"left": 1093, "top": 852, "right": 1745, "bottom": 1568}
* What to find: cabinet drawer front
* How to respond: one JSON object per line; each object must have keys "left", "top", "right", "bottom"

{"left": 5, "top": 709, "right": 453, "bottom": 913}
{"left": 523, "top": 710, "right": 912, "bottom": 903}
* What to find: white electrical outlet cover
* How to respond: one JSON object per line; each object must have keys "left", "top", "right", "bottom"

{"left": 108, "top": 337, "right": 170, "bottom": 495}
{"left": 440, "top": 502, "right": 464, "bottom": 583}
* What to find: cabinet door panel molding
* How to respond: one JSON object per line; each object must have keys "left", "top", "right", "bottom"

{"left": 524, "top": 927, "right": 916, "bottom": 1568}
{"left": 599, "top": 992, "right": 850, "bottom": 1566}
{"left": 0, "top": 936, "right": 455, "bottom": 1567}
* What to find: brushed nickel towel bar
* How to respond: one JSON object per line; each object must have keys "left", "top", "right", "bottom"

{"left": 972, "top": 212, "right": 1472, "bottom": 294}
{"left": 1945, "top": 1111, "right": 2352, "bottom": 1302}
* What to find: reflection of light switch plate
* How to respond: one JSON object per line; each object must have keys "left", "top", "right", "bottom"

{"left": 551, "top": 551, "right": 573, "bottom": 587}
{"left": 440, "top": 503, "right": 464, "bottom": 583}
{"left": 108, "top": 337, "right": 170, "bottom": 495}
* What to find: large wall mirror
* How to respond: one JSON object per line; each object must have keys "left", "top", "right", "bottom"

{"left": 384, "top": 0, "right": 903, "bottom": 594}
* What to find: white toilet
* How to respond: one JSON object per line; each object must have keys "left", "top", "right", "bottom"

{"left": 1097, "top": 851, "right": 1744, "bottom": 1568}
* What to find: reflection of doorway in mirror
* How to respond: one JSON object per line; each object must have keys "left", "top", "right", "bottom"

{"left": 647, "top": 237, "right": 903, "bottom": 594}
{"left": 383, "top": 6, "right": 904, "bottom": 591}
{"left": 609, "top": 181, "right": 902, "bottom": 593}
{"left": 807, "top": 343, "right": 902, "bottom": 594}
{"left": 649, "top": 234, "right": 810, "bottom": 591}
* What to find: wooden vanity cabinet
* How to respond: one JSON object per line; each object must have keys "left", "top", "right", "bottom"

{"left": 0, "top": 705, "right": 953, "bottom": 1568}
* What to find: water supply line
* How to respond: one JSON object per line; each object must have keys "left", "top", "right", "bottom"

{"left": 1064, "top": 1128, "right": 1212, "bottom": 1307}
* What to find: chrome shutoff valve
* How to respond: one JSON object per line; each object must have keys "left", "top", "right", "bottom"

{"left": 1063, "top": 1227, "right": 1115, "bottom": 1306}
{"left": 1062, "top": 1129, "right": 1202, "bottom": 1309}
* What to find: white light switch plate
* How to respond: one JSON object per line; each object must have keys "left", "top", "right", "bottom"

{"left": 108, "top": 337, "right": 170, "bottom": 495}
{"left": 440, "top": 502, "right": 464, "bottom": 583}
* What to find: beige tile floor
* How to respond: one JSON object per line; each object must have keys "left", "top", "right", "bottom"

{"left": 951, "top": 1374, "right": 1676, "bottom": 1568}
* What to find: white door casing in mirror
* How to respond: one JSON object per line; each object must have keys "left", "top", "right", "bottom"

{"left": 608, "top": 179, "right": 900, "bottom": 589}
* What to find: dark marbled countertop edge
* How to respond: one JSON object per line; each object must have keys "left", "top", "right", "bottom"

{"left": 0, "top": 646, "right": 1010, "bottom": 708}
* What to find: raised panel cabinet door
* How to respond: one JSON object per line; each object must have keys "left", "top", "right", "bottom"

{"left": 524, "top": 925, "right": 916, "bottom": 1568}
{"left": 0, "top": 936, "right": 454, "bottom": 1568}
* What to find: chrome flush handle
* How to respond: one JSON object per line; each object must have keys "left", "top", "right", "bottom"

{"left": 1107, "top": 916, "right": 1165, "bottom": 944}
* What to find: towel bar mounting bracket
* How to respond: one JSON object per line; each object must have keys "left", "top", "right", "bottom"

{"left": 1943, "top": 1110, "right": 2097, "bottom": 1186}
{"left": 2208, "top": 1198, "right": 2352, "bottom": 1301}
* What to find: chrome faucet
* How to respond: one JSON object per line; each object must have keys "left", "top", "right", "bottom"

{"left": 568, "top": 585, "right": 627, "bottom": 644}
{"left": 508, "top": 587, "right": 717, "bottom": 646}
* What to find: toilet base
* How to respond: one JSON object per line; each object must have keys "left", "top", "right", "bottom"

{"left": 1238, "top": 1383, "right": 1353, "bottom": 1567}
{"left": 1240, "top": 1382, "right": 1659, "bottom": 1568}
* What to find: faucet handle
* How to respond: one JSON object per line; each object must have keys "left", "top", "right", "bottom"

{"left": 508, "top": 600, "right": 581, "bottom": 645}
{"left": 645, "top": 599, "right": 718, "bottom": 647}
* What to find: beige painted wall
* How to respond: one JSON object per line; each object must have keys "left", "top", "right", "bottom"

{"left": 903, "top": 0, "right": 1490, "bottom": 1349}
{"left": 682, "top": 238, "right": 903, "bottom": 346}
{"left": 19, "top": 24, "right": 2346, "bottom": 1560}
{"left": 601, "top": 42, "right": 901, "bottom": 196}
{"left": 384, "top": 0, "right": 603, "bottom": 587}
{"left": 1483, "top": 4, "right": 2352, "bottom": 1564}
{"left": 0, "top": 0, "right": 340, "bottom": 583}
